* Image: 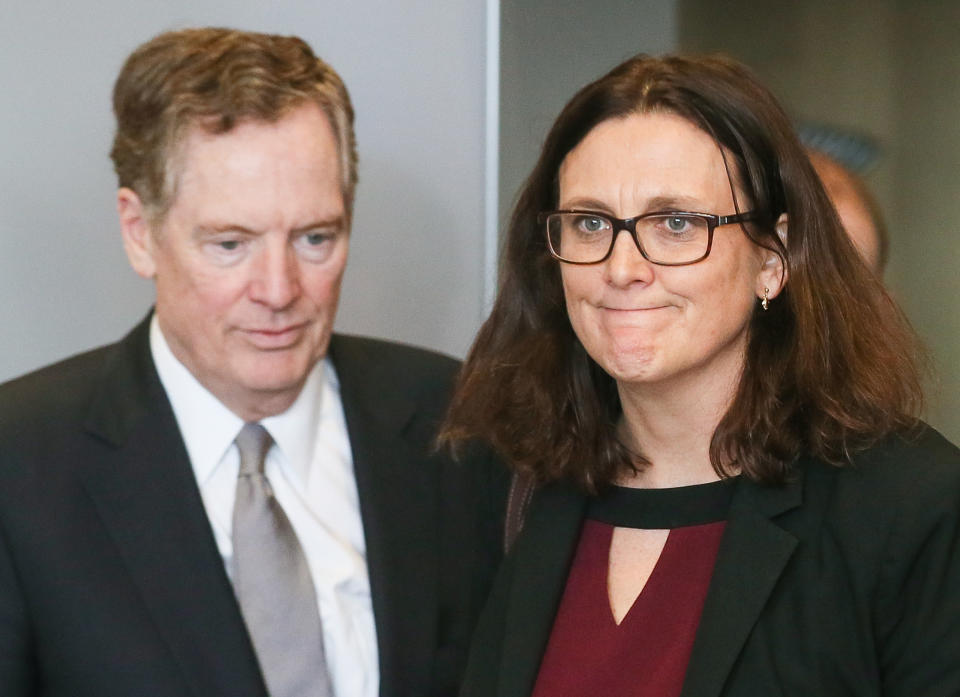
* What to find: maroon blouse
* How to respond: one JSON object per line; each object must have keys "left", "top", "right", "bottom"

{"left": 531, "top": 479, "right": 734, "bottom": 697}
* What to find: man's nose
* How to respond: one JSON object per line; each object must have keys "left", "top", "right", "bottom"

{"left": 249, "top": 240, "right": 300, "bottom": 309}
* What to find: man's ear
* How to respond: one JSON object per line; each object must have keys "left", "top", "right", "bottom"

{"left": 757, "top": 213, "right": 789, "bottom": 300}
{"left": 117, "top": 188, "right": 158, "bottom": 279}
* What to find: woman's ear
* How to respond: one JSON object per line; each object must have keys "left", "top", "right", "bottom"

{"left": 757, "top": 213, "right": 788, "bottom": 301}
{"left": 117, "top": 188, "right": 158, "bottom": 279}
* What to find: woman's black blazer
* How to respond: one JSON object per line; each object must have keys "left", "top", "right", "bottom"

{"left": 461, "top": 427, "right": 960, "bottom": 697}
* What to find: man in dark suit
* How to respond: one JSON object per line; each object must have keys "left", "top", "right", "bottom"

{"left": 0, "top": 28, "right": 505, "bottom": 697}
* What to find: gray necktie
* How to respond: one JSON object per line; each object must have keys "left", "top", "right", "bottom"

{"left": 232, "top": 423, "right": 334, "bottom": 697}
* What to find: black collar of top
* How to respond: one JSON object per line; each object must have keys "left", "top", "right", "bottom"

{"left": 587, "top": 477, "right": 738, "bottom": 529}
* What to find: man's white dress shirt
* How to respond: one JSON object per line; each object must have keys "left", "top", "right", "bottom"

{"left": 150, "top": 317, "right": 378, "bottom": 697}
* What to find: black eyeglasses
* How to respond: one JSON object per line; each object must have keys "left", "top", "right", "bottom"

{"left": 539, "top": 209, "right": 756, "bottom": 265}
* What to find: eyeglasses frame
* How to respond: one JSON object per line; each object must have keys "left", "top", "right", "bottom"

{"left": 539, "top": 209, "right": 757, "bottom": 266}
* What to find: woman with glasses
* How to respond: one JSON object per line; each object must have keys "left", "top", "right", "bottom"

{"left": 441, "top": 54, "right": 960, "bottom": 697}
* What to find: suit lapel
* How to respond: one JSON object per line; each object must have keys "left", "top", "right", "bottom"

{"left": 80, "top": 317, "right": 266, "bottom": 697}
{"left": 680, "top": 475, "right": 803, "bottom": 697}
{"left": 498, "top": 483, "right": 586, "bottom": 697}
{"left": 330, "top": 335, "right": 438, "bottom": 697}
{"left": 487, "top": 473, "right": 801, "bottom": 697}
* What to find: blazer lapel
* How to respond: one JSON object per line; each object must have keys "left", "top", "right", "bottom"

{"left": 498, "top": 483, "right": 587, "bottom": 697}
{"left": 330, "top": 335, "right": 438, "bottom": 697}
{"left": 80, "top": 317, "right": 265, "bottom": 697}
{"left": 680, "top": 475, "right": 803, "bottom": 697}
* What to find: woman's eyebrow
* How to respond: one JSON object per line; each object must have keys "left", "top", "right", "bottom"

{"left": 558, "top": 194, "right": 706, "bottom": 214}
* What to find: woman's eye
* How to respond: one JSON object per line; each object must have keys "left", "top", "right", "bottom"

{"left": 578, "top": 216, "right": 606, "bottom": 232}
{"left": 218, "top": 239, "right": 241, "bottom": 251}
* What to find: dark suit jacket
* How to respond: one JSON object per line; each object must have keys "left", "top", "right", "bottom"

{"left": 0, "top": 316, "right": 507, "bottom": 697}
{"left": 462, "top": 428, "right": 960, "bottom": 697}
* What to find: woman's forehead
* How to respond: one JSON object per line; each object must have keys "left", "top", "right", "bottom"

{"left": 557, "top": 112, "right": 739, "bottom": 210}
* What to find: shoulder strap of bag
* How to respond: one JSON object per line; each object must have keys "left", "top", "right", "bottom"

{"left": 503, "top": 471, "right": 536, "bottom": 554}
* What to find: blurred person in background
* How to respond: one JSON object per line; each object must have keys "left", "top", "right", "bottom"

{"left": 808, "top": 148, "right": 889, "bottom": 274}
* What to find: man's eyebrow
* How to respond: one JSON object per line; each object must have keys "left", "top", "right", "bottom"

{"left": 193, "top": 223, "right": 258, "bottom": 237}
{"left": 291, "top": 215, "right": 346, "bottom": 233}
{"left": 193, "top": 216, "right": 347, "bottom": 237}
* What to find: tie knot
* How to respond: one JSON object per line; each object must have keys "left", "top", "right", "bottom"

{"left": 235, "top": 423, "right": 273, "bottom": 476}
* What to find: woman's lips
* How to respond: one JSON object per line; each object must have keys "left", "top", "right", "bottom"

{"left": 601, "top": 305, "right": 670, "bottom": 312}
{"left": 598, "top": 305, "right": 673, "bottom": 326}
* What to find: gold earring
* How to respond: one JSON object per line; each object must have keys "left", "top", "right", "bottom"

{"left": 761, "top": 287, "right": 770, "bottom": 311}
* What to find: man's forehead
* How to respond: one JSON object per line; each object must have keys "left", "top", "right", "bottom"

{"left": 162, "top": 105, "right": 343, "bottom": 212}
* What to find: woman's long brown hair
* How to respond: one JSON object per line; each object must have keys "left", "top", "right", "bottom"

{"left": 440, "top": 54, "right": 923, "bottom": 493}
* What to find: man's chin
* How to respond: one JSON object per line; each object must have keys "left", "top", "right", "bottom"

{"left": 226, "top": 374, "right": 311, "bottom": 420}
{"left": 209, "top": 350, "right": 322, "bottom": 415}
{"left": 241, "top": 367, "right": 311, "bottom": 396}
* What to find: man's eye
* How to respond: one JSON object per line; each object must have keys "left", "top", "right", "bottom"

{"left": 304, "top": 232, "right": 332, "bottom": 245}
{"left": 295, "top": 229, "right": 341, "bottom": 262}
{"left": 218, "top": 239, "right": 241, "bottom": 251}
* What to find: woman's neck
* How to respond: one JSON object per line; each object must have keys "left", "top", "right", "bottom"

{"left": 616, "top": 360, "right": 742, "bottom": 489}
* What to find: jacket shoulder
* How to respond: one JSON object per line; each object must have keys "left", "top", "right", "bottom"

{"left": 794, "top": 427, "right": 960, "bottom": 690}
{"left": 0, "top": 342, "right": 121, "bottom": 431}
{"left": 329, "top": 333, "right": 461, "bottom": 395}
{"left": 788, "top": 426, "right": 960, "bottom": 609}
{"left": 806, "top": 426, "right": 960, "bottom": 510}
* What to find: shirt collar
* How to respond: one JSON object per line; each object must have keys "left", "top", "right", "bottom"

{"left": 149, "top": 316, "right": 242, "bottom": 486}
{"left": 148, "top": 315, "right": 329, "bottom": 487}
{"left": 261, "top": 358, "right": 329, "bottom": 487}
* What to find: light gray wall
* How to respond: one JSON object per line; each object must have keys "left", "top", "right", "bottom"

{"left": 0, "top": 0, "right": 491, "bottom": 383}
{"left": 498, "top": 0, "right": 678, "bottom": 231}
{"left": 891, "top": 2, "right": 960, "bottom": 443}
